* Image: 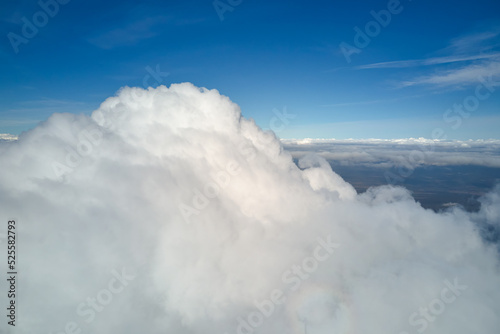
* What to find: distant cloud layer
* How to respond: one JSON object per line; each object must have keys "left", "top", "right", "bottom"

{"left": 283, "top": 138, "right": 500, "bottom": 168}
{"left": 0, "top": 133, "right": 18, "bottom": 141}
{"left": 0, "top": 84, "right": 499, "bottom": 334}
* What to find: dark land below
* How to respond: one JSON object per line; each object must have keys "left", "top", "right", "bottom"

{"left": 328, "top": 164, "right": 500, "bottom": 212}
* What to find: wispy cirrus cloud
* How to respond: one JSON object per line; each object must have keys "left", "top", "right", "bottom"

{"left": 447, "top": 30, "right": 500, "bottom": 54}
{"left": 357, "top": 28, "right": 500, "bottom": 89}
{"left": 401, "top": 58, "right": 500, "bottom": 88}
{"left": 356, "top": 52, "right": 500, "bottom": 70}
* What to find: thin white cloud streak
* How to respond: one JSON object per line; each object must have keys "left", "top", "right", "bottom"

{"left": 358, "top": 29, "right": 500, "bottom": 70}
{"left": 447, "top": 30, "right": 500, "bottom": 54}
{"left": 356, "top": 53, "right": 500, "bottom": 69}
{"left": 401, "top": 59, "right": 500, "bottom": 88}
{"left": 356, "top": 28, "right": 500, "bottom": 89}
{"left": 0, "top": 84, "right": 499, "bottom": 334}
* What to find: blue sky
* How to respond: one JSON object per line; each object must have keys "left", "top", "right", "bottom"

{"left": 1, "top": 0, "right": 499, "bottom": 139}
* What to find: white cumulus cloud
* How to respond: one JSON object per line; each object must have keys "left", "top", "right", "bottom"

{"left": 0, "top": 83, "right": 499, "bottom": 334}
